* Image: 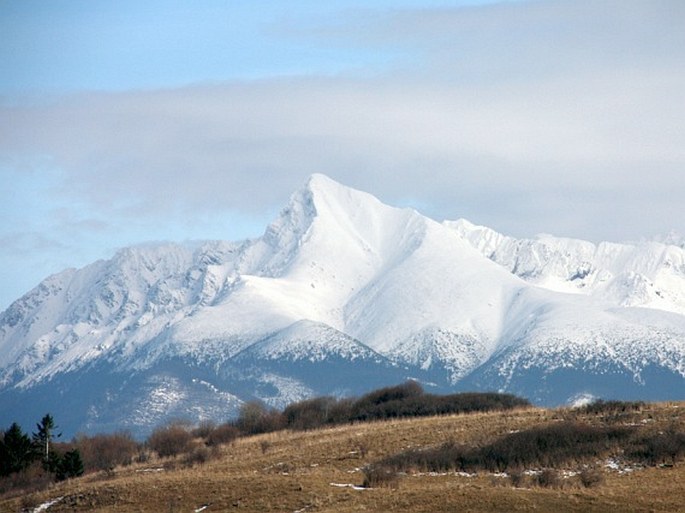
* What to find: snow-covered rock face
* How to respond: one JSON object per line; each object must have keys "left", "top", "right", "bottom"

{"left": 445, "top": 219, "right": 685, "bottom": 315}
{"left": 1, "top": 173, "right": 684, "bottom": 437}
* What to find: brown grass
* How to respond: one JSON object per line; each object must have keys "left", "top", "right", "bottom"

{"left": 2, "top": 402, "right": 684, "bottom": 513}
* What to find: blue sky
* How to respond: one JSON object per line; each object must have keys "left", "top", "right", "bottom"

{"left": 1, "top": 0, "right": 684, "bottom": 310}
{"left": 2, "top": 0, "right": 499, "bottom": 92}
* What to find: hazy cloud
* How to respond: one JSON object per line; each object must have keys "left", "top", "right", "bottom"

{"left": 1, "top": 0, "right": 684, "bottom": 307}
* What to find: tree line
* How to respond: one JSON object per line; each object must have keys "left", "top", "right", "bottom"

{"left": 0, "top": 414, "right": 83, "bottom": 483}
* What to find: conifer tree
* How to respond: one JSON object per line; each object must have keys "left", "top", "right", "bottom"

{"left": 32, "top": 413, "right": 61, "bottom": 470}
{"left": 56, "top": 449, "right": 84, "bottom": 481}
{"left": 0, "top": 422, "right": 35, "bottom": 476}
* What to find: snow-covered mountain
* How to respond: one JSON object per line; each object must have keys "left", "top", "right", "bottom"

{"left": 446, "top": 219, "right": 685, "bottom": 315}
{"left": 1, "top": 174, "right": 684, "bottom": 436}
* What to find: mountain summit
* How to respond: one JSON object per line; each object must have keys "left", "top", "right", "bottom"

{"left": 1, "top": 175, "right": 684, "bottom": 436}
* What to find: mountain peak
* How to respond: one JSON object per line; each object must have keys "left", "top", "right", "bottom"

{"left": 262, "top": 173, "right": 409, "bottom": 256}
{"left": 305, "top": 172, "right": 342, "bottom": 192}
{"left": 301, "top": 173, "right": 385, "bottom": 216}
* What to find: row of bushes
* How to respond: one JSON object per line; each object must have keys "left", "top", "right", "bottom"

{"left": 225, "top": 381, "right": 530, "bottom": 436}
{"left": 377, "top": 422, "right": 634, "bottom": 474}
{"left": 280, "top": 381, "right": 530, "bottom": 432}
{"left": 361, "top": 463, "right": 606, "bottom": 491}
{"left": 575, "top": 399, "right": 646, "bottom": 416}
{"left": 364, "top": 420, "right": 685, "bottom": 488}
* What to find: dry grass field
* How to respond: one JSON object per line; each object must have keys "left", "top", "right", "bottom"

{"left": 2, "top": 403, "right": 684, "bottom": 513}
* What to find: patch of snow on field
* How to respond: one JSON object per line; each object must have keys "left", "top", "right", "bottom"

{"left": 31, "top": 497, "right": 64, "bottom": 512}
{"left": 330, "top": 483, "right": 368, "bottom": 490}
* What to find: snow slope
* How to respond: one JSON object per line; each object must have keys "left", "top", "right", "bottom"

{"left": 1, "top": 174, "right": 684, "bottom": 436}
{"left": 446, "top": 219, "right": 685, "bottom": 314}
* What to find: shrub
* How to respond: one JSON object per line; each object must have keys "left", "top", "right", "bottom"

{"left": 0, "top": 461, "right": 52, "bottom": 496}
{"left": 362, "top": 464, "right": 400, "bottom": 488}
{"left": 579, "top": 467, "right": 604, "bottom": 488}
{"left": 182, "top": 446, "right": 211, "bottom": 467}
{"left": 147, "top": 423, "right": 193, "bottom": 458}
{"left": 205, "top": 423, "right": 240, "bottom": 447}
{"left": 192, "top": 420, "right": 217, "bottom": 439}
{"left": 260, "top": 440, "right": 271, "bottom": 454}
{"left": 236, "top": 401, "right": 285, "bottom": 436}
{"left": 74, "top": 431, "right": 139, "bottom": 472}
{"left": 372, "top": 421, "right": 636, "bottom": 476}
{"left": 536, "top": 468, "right": 561, "bottom": 488}
{"left": 348, "top": 382, "right": 530, "bottom": 422}
{"left": 327, "top": 398, "right": 355, "bottom": 425}
{"left": 478, "top": 422, "right": 632, "bottom": 471}
{"left": 350, "top": 381, "right": 424, "bottom": 421}
{"left": 509, "top": 469, "right": 526, "bottom": 487}
{"left": 577, "top": 400, "right": 645, "bottom": 418}
{"left": 137, "top": 448, "right": 151, "bottom": 464}
{"left": 225, "top": 383, "right": 530, "bottom": 438}
{"left": 625, "top": 428, "right": 685, "bottom": 466}
{"left": 283, "top": 397, "right": 338, "bottom": 430}
{"left": 380, "top": 440, "right": 474, "bottom": 473}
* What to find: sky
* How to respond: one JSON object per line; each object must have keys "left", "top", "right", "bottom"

{"left": 1, "top": 0, "right": 684, "bottom": 310}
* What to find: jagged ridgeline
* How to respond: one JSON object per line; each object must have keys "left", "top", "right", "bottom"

{"left": 1, "top": 174, "right": 684, "bottom": 437}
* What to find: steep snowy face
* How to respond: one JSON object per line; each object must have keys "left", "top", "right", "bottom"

{"left": 215, "top": 174, "right": 451, "bottom": 333}
{"left": 0, "top": 242, "right": 247, "bottom": 385}
{"left": 446, "top": 219, "right": 685, "bottom": 315}
{"left": 342, "top": 217, "right": 525, "bottom": 355}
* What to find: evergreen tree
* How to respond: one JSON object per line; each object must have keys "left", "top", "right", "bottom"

{"left": 32, "top": 413, "right": 61, "bottom": 470}
{"left": 0, "top": 422, "right": 35, "bottom": 476}
{"left": 56, "top": 449, "right": 84, "bottom": 481}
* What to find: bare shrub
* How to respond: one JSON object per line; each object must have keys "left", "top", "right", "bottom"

{"left": 626, "top": 428, "right": 685, "bottom": 466}
{"left": 351, "top": 381, "right": 424, "bottom": 421}
{"left": 182, "top": 446, "right": 211, "bottom": 467}
{"left": 206, "top": 423, "right": 240, "bottom": 447}
{"left": 536, "top": 468, "right": 561, "bottom": 488}
{"left": 137, "top": 448, "right": 151, "bottom": 464}
{"left": 328, "top": 398, "right": 354, "bottom": 425}
{"left": 362, "top": 464, "right": 400, "bottom": 488}
{"left": 380, "top": 440, "right": 476, "bottom": 474}
{"left": 371, "top": 421, "right": 638, "bottom": 477}
{"left": 236, "top": 401, "right": 285, "bottom": 436}
{"left": 0, "top": 461, "right": 53, "bottom": 497}
{"left": 192, "top": 420, "right": 216, "bottom": 440}
{"left": 19, "top": 493, "right": 41, "bottom": 511}
{"left": 579, "top": 467, "right": 605, "bottom": 488}
{"left": 75, "top": 431, "right": 139, "bottom": 472}
{"left": 509, "top": 469, "right": 526, "bottom": 487}
{"left": 357, "top": 441, "right": 369, "bottom": 459}
{"left": 478, "top": 422, "right": 633, "bottom": 471}
{"left": 260, "top": 440, "right": 271, "bottom": 454}
{"left": 147, "top": 423, "right": 193, "bottom": 458}
{"left": 283, "top": 397, "right": 338, "bottom": 431}
{"left": 578, "top": 400, "right": 645, "bottom": 416}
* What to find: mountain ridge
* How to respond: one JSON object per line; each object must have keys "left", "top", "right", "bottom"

{"left": 1, "top": 174, "right": 684, "bottom": 436}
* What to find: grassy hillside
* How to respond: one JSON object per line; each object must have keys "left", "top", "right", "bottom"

{"left": 2, "top": 402, "right": 684, "bottom": 513}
